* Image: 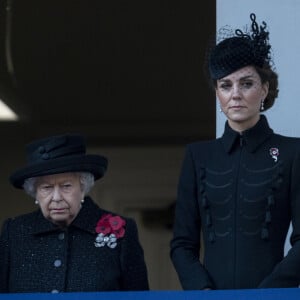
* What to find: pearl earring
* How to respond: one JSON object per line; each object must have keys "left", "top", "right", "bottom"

{"left": 260, "top": 99, "right": 265, "bottom": 111}
{"left": 35, "top": 200, "right": 39, "bottom": 205}
{"left": 219, "top": 105, "right": 223, "bottom": 113}
{"left": 81, "top": 199, "right": 85, "bottom": 203}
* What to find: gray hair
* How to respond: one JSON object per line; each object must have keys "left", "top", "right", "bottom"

{"left": 23, "top": 172, "right": 95, "bottom": 198}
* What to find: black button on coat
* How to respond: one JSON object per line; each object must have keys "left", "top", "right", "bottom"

{"left": 170, "top": 115, "right": 300, "bottom": 289}
{"left": 0, "top": 197, "right": 149, "bottom": 292}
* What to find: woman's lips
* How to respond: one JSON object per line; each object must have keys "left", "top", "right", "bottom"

{"left": 230, "top": 105, "right": 244, "bottom": 110}
{"left": 51, "top": 208, "right": 67, "bottom": 213}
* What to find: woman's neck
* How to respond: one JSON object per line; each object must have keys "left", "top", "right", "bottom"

{"left": 228, "top": 115, "right": 261, "bottom": 134}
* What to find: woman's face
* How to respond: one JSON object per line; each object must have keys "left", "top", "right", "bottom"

{"left": 216, "top": 65, "right": 269, "bottom": 132}
{"left": 35, "top": 172, "right": 85, "bottom": 227}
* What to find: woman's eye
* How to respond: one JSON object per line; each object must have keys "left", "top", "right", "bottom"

{"left": 41, "top": 185, "right": 51, "bottom": 190}
{"left": 219, "top": 83, "right": 231, "bottom": 90}
{"left": 62, "top": 184, "right": 72, "bottom": 190}
{"left": 38, "top": 185, "right": 53, "bottom": 194}
{"left": 241, "top": 81, "right": 253, "bottom": 88}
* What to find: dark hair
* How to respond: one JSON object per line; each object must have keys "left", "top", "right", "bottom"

{"left": 254, "top": 65, "right": 279, "bottom": 111}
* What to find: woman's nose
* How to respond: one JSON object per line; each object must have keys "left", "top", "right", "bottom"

{"left": 52, "top": 186, "right": 62, "bottom": 201}
{"left": 232, "top": 84, "right": 241, "bottom": 97}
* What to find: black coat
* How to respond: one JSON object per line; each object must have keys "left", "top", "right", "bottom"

{"left": 0, "top": 196, "right": 149, "bottom": 293}
{"left": 170, "top": 115, "right": 300, "bottom": 290}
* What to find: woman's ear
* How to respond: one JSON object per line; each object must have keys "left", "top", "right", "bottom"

{"left": 262, "top": 81, "right": 269, "bottom": 99}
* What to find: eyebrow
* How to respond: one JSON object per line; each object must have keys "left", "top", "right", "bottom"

{"left": 219, "top": 75, "right": 256, "bottom": 82}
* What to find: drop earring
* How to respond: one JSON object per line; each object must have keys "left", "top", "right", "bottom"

{"left": 260, "top": 99, "right": 265, "bottom": 111}
{"left": 219, "top": 104, "right": 223, "bottom": 113}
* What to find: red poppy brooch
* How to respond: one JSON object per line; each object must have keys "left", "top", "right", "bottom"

{"left": 94, "top": 214, "right": 126, "bottom": 248}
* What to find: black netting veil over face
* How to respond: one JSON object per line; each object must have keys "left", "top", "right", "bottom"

{"left": 209, "top": 13, "right": 272, "bottom": 80}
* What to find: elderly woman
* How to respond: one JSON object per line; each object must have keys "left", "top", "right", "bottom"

{"left": 0, "top": 134, "right": 149, "bottom": 293}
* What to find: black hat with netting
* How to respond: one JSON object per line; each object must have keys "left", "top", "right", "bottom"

{"left": 209, "top": 13, "right": 272, "bottom": 80}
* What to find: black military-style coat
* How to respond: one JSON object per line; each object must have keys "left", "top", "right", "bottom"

{"left": 170, "top": 115, "right": 300, "bottom": 290}
{"left": 0, "top": 196, "right": 149, "bottom": 293}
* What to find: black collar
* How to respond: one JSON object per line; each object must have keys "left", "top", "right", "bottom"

{"left": 221, "top": 115, "right": 274, "bottom": 153}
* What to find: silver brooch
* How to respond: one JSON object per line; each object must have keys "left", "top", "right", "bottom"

{"left": 94, "top": 233, "right": 117, "bottom": 248}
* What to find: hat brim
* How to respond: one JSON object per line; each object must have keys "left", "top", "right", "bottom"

{"left": 9, "top": 154, "right": 108, "bottom": 189}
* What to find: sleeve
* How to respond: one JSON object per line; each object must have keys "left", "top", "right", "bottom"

{"left": 0, "top": 219, "right": 11, "bottom": 293}
{"left": 258, "top": 150, "right": 300, "bottom": 288}
{"left": 170, "top": 145, "right": 214, "bottom": 290}
{"left": 119, "top": 218, "right": 149, "bottom": 290}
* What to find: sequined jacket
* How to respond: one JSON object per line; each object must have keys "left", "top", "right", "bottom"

{"left": 170, "top": 115, "right": 300, "bottom": 290}
{"left": 0, "top": 196, "right": 149, "bottom": 293}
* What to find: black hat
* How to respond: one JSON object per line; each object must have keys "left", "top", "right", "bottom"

{"left": 9, "top": 134, "right": 108, "bottom": 189}
{"left": 209, "top": 13, "right": 272, "bottom": 80}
